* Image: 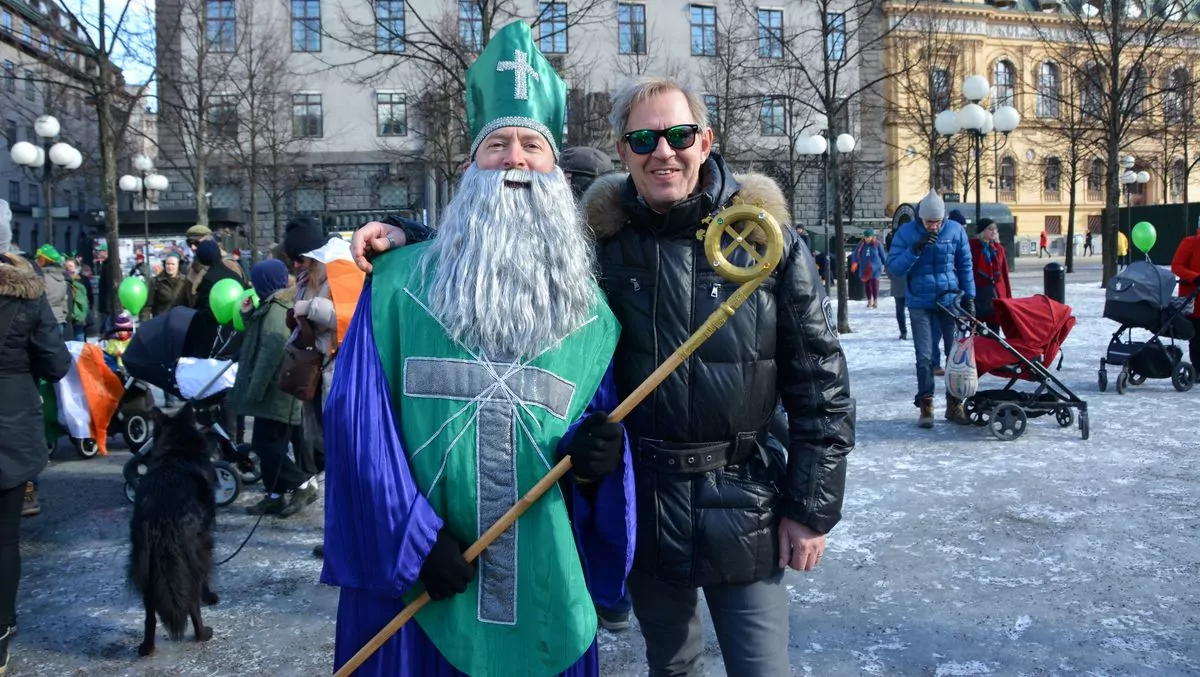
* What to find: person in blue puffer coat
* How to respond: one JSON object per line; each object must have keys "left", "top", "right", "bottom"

{"left": 887, "top": 190, "right": 975, "bottom": 428}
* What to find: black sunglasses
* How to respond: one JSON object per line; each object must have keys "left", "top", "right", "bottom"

{"left": 622, "top": 124, "right": 699, "bottom": 155}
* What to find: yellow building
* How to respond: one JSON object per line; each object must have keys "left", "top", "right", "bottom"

{"left": 882, "top": 0, "right": 1200, "bottom": 246}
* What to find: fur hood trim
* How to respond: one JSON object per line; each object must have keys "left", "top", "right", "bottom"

{"left": 0, "top": 253, "right": 46, "bottom": 300}
{"left": 582, "top": 171, "right": 791, "bottom": 243}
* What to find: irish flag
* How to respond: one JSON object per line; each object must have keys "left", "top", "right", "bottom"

{"left": 53, "top": 341, "right": 124, "bottom": 455}
{"left": 304, "top": 237, "right": 366, "bottom": 348}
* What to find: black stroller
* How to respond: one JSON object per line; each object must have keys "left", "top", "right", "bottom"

{"left": 1099, "top": 261, "right": 1197, "bottom": 394}
{"left": 122, "top": 307, "right": 261, "bottom": 507}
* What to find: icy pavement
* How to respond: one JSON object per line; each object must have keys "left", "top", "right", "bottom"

{"left": 8, "top": 275, "right": 1200, "bottom": 675}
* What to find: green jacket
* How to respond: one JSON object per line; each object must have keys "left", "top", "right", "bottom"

{"left": 229, "top": 289, "right": 302, "bottom": 425}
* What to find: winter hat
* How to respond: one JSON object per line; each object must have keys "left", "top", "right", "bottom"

{"left": 186, "top": 224, "right": 213, "bottom": 239}
{"left": 164, "top": 251, "right": 181, "bottom": 263}
{"left": 36, "top": 244, "right": 64, "bottom": 264}
{"left": 948, "top": 209, "right": 967, "bottom": 225}
{"left": 250, "top": 259, "right": 290, "bottom": 299}
{"left": 114, "top": 311, "right": 134, "bottom": 330}
{"left": 863, "top": 228, "right": 876, "bottom": 237}
{"left": 0, "top": 199, "right": 11, "bottom": 253}
{"left": 976, "top": 218, "right": 996, "bottom": 234}
{"left": 283, "top": 216, "right": 327, "bottom": 261}
{"left": 917, "top": 190, "right": 945, "bottom": 221}
{"left": 195, "top": 239, "right": 222, "bottom": 266}
{"left": 560, "top": 147, "right": 612, "bottom": 178}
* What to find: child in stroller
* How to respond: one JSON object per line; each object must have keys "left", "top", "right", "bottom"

{"left": 1099, "top": 260, "right": 1197, "bottom": 394}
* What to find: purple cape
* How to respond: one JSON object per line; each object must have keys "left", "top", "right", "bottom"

{"left": 320, "top": 284, "right": 635, "bottom": 676}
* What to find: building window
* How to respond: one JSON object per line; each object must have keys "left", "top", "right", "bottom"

{"left": 39, "top": 34, "right": 49, "bottom": 52}
{"left": 379, "top": 181, "right": 408, "bottom": 208}
{"left": 999, "top": 156, "right": 1017, "bottom": 192}
{"left": 3, "top": 120, "right": 14, "bottom": 147}
{"left": 758, "top": 9, "right": 783, "bottom": 59}
{"left": 1045, "top": 215, "right": 1062, "bottom": 235}
{"left": 459, "top": 1, "right": 483, "bottom": 52}
{"left": 538, "top": 2, "right": 568, "bottom": 54}
{"left": 1126, "top": 66, "right": 1147, "bottom": 117}
{"left": 1165, "top": 69, "right": 1189, "bottom": 123}
{"left": 1, "top": 11, "right": 11, "bottom": 33}
{"left": 293, "top": 186, "right": 325, "bottom": 213}
{"left": 690, "top": 5, "right": 717, "bottom": 56}
{"left": 24, "top": 71, "right": 35, "bottom": 101}
{"left": 291, "top": 0, "right": 321, "bottom": 52}
{"left": 992, "top": 59, "right": 1016, "bottom": 109}
{"left": 7, "top": 181, "right": 18, "bottom": 205}
{"left": 826, "top": 13, "right": 846, "bottom": 62}
{"left": 292, "top": 93, "right": 323, "bottom": 138}
{"left": 206, "top": 0, "right": 235, "bottom": 52}
{"left": 1081, "top": 64, "right": 1104, "bottom": 118}
{"left": 1170, "top": 158, "right": 1187, "bottom": 198}
{"left": 1044, "top": 156, "right": 1062, "bottom": 195}
{"left": 28, "top": 183, "right": 39, "bottom": 207}
{"left": 935, "top": 150, "right": 955, "bottom": 192}
{"left": 1036, "top": 62, "right": 1059, "bottom": 118}
{"left": 2, "top": 61, "right": 13, "bottom": 94}
{"left": 618, "top": 3, "right": 646, "bottom": 55}
{"left": 930, "top": 68, "right": 950, "bottom": 113}
{"left": 760, "top": 96, "right": 786, "bottom": 136}
{"left": 376, "top": 92, "right": 407, "bottom": 136}
{"left": 704, "top": 94, "right": 719, "bottom": 130}
{"left": 376, "top": 0, "right": 404, "bottom": 53}
{"left": 1087, "top": 158, "right": 1104, "bottom": 197}
{"left": 22, "top": 23, "right": 31, "bottom": 44}
{"left": 208, "top": 94, "right": 238, "bottom": 139}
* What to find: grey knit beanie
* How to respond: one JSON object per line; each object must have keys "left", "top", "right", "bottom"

{"left": 917, "top": 190, "right": 945, "bottom": 221}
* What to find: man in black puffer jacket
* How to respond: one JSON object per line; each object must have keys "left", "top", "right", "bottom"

{"left": 347, "top": 77, "right": 854, "bottom": 676}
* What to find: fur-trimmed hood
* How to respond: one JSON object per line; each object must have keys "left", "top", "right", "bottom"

{"left": 0, "top": 252, "right": 46, "bottom": 300}
{"left": 582, "top": 154, "right": 790, "bottom": 244}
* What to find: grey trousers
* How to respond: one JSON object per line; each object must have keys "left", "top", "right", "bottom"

{"left": 627, "top": 569, "right": 791, "bottom": 676}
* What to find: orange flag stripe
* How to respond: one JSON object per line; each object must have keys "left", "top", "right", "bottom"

{"left": 326, "top": 258, "right": 365, "bottom": 350}
{"left": 75, "top": 343, "right": 123, "bottom": 455}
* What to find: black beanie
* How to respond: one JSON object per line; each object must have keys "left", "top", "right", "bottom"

{"left": 283, "top": 216, "right": 327, "bottom": 261}
{"left": 196, "top": 239, "right": 221, "bottom": 266}
{"left": 976, "top": 218, "right": 996, "bottom": 235}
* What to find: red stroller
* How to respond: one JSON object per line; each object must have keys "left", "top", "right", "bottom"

{"left": 944, "top": 294, "right": 1090, "bottom": 441}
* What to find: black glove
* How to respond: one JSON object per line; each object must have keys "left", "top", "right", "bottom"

{"left": 961, "top": 297, "right": 976, "bottom": 317}
{"left": 1192, "top": 274, "right": 1200, "bottom": 285}
{"left": 419, "top": 529, "right": 475, "bottom": 601}
{"left": 913, "top": 229, "right": 939, "bottom": 254}
{"left": 565, "top": 412, "right": 623, "bottom": 481}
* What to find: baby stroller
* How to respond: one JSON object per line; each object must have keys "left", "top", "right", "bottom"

{"left": 122, "top": 307, "right": 261, "bottom": 507}
{"left": 1099, "top": 261, "right": 1197, "bottom": 394}
{"left": 942, "top": 294, "right": 1090, "bottom": 442}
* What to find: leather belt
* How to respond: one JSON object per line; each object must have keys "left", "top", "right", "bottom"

{"left": 634, "top": 430, "right": 765, "bottom": 475}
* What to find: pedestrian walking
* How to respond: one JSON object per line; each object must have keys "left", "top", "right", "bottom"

{"left": 1084, "top": 231, "right": 1094, "bottom": 257}
{"left": 851, "top": 229, "right": 886, "bottom": 308}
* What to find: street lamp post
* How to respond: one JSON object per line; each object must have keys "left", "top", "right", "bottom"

{"left": 797, "top": 131, "right": 856, "bottom": 293}
{"left": 119, "top": 155, "right": 169, "bottom": 268}
{"left": 935, "top": 75, "right": 1021, "bottom": 227}
{"left": 1118, "top": 156, "right": 1149, "bottom": 254}
{"left": 9, "top": 115, "right": 82, "bottom": 246}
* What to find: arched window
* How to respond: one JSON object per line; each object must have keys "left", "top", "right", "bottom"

{"left": 1170, "top": 158, "right": 1188, "bottom": 198}
{"left": 992, "top": 59, "right": 1016, "bottom": 109}
{"left": 1125, "top": 66, "right": 1148, "bottom": 117}
{"left": 1037, "top": 62, "right": 1060, "bottom": 118}
{"left": 1044, "top": 156, "right": 1062, "bottom": 195}
{"left": 999, "top": 156, "right": 1017, "bottom": 195}
{"left": 935, "top": 149, "right": 955, "bottom": 191}
{"left": 1165, "top": 68, "right": 1190, "bottom": 123}
{"left": 1087, "top": 158, "right": 1105, "bottom": 194}
{"left": 930, "top": 67, "right": 951, "bottom": 113}
{"left": 1080, "top": 63, "right": 1104, "bottom": 118}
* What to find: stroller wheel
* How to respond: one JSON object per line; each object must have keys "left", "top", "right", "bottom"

{"left": 1172, "top": 362, "right": 1196, "bottom": 392}
{"left": 963, "top": 397, "right": 988, "bottom": 427}
{"left": 75, "top": 438, "right": 100, "bottom": 459}
{"left": 1115, "top": 370, "right": 1128, "bottom": 395}
{"left": 988, "top": 403, "right": 1028, "bottom": 442}
{"left": 213, "top": 461, "right": 242, "bottom": 507}
{"left": 1079, "top": 410, "right": 1090, "bottom": 441}
{"left": 1054, "top": 408, "right": 1076, "bottom": 428}
{"left": 122, "top": 412, "right": 152, "bottom": 453}
{"left": 1098, "top": 368, "right": 1108, "bottom": 392}
{"left": 1127, "top": 371, "right": 1146, "bottom": 386}
{"left": 237, "top": 451, "right": 262, "bottom": 485}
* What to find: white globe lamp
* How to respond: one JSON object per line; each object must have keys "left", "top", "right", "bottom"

{"left": 958, "top": 103, "right": 987, "bottom": 131}
{"left": 993, "top": 105, "right": 1021, "bottom": 133}
{"left": 836, "top": 133, "right": 856, "bottom": 153}
{"left": 9, "top": 141, "right": 39, "bottom": 166}
{"left": 934, "top": 110, "right": 960, "bottom": 135}
{"left": 963, "top": 75, "right": 991, "bottom": 102}
{"left": 33, "top": 115, "right": 60, "bottom": 139}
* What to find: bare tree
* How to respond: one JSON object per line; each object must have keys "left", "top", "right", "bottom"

{"left": 1157, "top": 58, "right": 1200, "bottom": 226}
{"left": 1032, "top": 0, "right": 1187, "bottom": 284}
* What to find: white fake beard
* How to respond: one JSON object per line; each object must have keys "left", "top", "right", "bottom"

{"left": 421, "top": 165, "right": 597, "bottom": 360}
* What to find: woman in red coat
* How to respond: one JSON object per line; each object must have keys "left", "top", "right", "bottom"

{"left": 1170, "top": 225, "right": 1200, "bottom": 368}
{"left": 969, "top": 219, "right": 1012, "bottom": 332}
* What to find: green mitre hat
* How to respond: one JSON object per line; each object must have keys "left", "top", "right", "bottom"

{"left": 466, "top": 21, "right": 566, "bottom": 160}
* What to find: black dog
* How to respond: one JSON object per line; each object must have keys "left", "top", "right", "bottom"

{"left": 128, "top": 406, "right": 219, "bottom": 657}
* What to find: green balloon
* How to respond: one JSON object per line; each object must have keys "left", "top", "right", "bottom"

{"left": 209, "top": 278, "right": 244, "bottom": 325}
{"left": 1131, "top": 221, "right": 1157, "bottom": 253}
{"left": 231, "top": 289, "right": 259, "bottom": 331}
{"left": 118, "top": 277, "right": 148, "bottom": 316}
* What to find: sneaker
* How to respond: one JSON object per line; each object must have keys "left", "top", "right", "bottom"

{"left": 279, "top": 482, "right": 319, "bottom": 518}
{"left": 918, "top": 397, "right": 935, "bottom": 429}
{"left": 597, "top": 606, "right": 631, "bottom": 632}
{"left": 21, "top": 482, "right": 40, "bottom": 518}
{"left": 945, "top": 396, "right": 967, "bottom": 424}
{"left": 247, "top": 494, "right": 288, "bottom": 516}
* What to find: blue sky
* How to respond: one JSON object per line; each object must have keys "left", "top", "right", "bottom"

{"left": 70, "top": 0, "right": 156, "bottom": 86}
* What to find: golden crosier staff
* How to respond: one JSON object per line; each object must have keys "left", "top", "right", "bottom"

{"left": 335, "top": 199, "right": 786, "bottom": 677}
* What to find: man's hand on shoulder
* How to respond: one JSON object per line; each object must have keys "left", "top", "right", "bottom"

{"left": 351, "top": 221, "right": 406, "bottom": 273}
{"left": 778, "top": 517, "right": 826, "bottom": 572}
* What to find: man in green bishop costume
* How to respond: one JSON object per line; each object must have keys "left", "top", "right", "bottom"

{"left": 321, "top": 21, "right": 635, "bottom": 677}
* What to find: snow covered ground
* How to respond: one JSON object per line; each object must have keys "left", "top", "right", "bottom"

{"left": 9, "top": 274, "right": 1200, "bottom": 676}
